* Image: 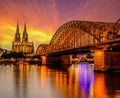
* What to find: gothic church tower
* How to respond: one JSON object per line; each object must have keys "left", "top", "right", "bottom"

{"left": 14, "top": 22, "right": 21, "bottom": 42}
{"left": 22, "top": 22, "right": 28, "bottom": 42}
{"left": 12, "top": 22, "right": 34, "bottom": 53}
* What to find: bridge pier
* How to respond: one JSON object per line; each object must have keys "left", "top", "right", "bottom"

{"left": 41, "top": 56, "right": 46, "bottom": 65}
{"left": 94, "top": 49, "right": 120, "bottom": 71}
{"left": 46, "top": 55, "right": 72, "bottom": 66}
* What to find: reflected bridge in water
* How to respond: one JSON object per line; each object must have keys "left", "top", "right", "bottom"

{"left": 0, "top": 63, "right": 120, "bottom": 98}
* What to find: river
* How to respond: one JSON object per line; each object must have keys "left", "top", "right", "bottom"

{"left": 0, "top": 63, "right": 120, "bottom": 98}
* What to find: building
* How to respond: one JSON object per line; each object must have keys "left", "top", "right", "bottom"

{"left": 12, "top": 22, "right": 34, "bottom": 53}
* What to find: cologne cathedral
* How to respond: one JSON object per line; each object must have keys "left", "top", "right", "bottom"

{"left": 12, "top": 23, "right": 34, "bottom": 53}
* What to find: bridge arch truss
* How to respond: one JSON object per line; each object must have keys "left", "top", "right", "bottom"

{"left": 46, "top": 20, "right": 120, "bottom": 53}
{"left": 36, "top": 20, "right": 120, "bottom": 55}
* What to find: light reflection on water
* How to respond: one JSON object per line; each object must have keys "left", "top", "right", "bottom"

{"left": 0, "top": 64, "right": 120, "bottom": 98}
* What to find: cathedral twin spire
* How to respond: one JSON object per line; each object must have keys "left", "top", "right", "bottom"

{"left": 14, "top": 22, "right": 20, "bottom": 42}
{"left": 14, "top": 22, "right": 28, "bottom": 42}
{"left": 12, "top": 22, "right": 34, "bottom": 53}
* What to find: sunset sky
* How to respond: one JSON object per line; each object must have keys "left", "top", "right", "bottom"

{"left": 0, "top": 0, "right": 120, "bottom": 50}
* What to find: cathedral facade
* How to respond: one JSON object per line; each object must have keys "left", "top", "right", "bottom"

{"left": 12, "top": 23, "right": 34, "bottom": 53}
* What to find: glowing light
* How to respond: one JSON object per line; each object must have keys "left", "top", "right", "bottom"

{"left": 95, "top": 51, "right": 103, "bottom": 56}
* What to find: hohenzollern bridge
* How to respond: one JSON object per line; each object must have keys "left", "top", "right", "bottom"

{"left": 36, "top": 19, "right": 120, "bottom": 71}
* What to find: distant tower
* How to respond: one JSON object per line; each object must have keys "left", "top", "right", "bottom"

{"left": 22, "top": 22, "right": 28, "bottom": 42}
{"left": 14, "top": 22, "right": 20, "bottom": 42}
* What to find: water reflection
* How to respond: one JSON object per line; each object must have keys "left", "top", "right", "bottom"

{"left": 0, "top": 64, "right": 120, "bottom": 98}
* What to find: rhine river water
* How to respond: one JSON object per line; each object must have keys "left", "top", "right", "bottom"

{"left": 0, "top": 63, "right": 120, "bottom": 98}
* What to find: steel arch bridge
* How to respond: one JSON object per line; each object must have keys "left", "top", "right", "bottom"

{"left": 36, "top": 44, "right": 48, "bottom": 55}
{"left": 36, "top": 20, "right": 120, "bottom": 55}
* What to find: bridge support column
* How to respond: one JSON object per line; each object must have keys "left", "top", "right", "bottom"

{"left": 94, "top": 50, "right": 105, "bottom": 71}
{"left": 41, "top": 56, "right": 46, "bottom": 65}
{"left": 61, "top": 55, "right": 72, "bottom": 65}
{"left": 94, "top": 49, "right": 120, "bottom": 71}
{"left": 46, "top": 55, "right": 72, "bottom": 66}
